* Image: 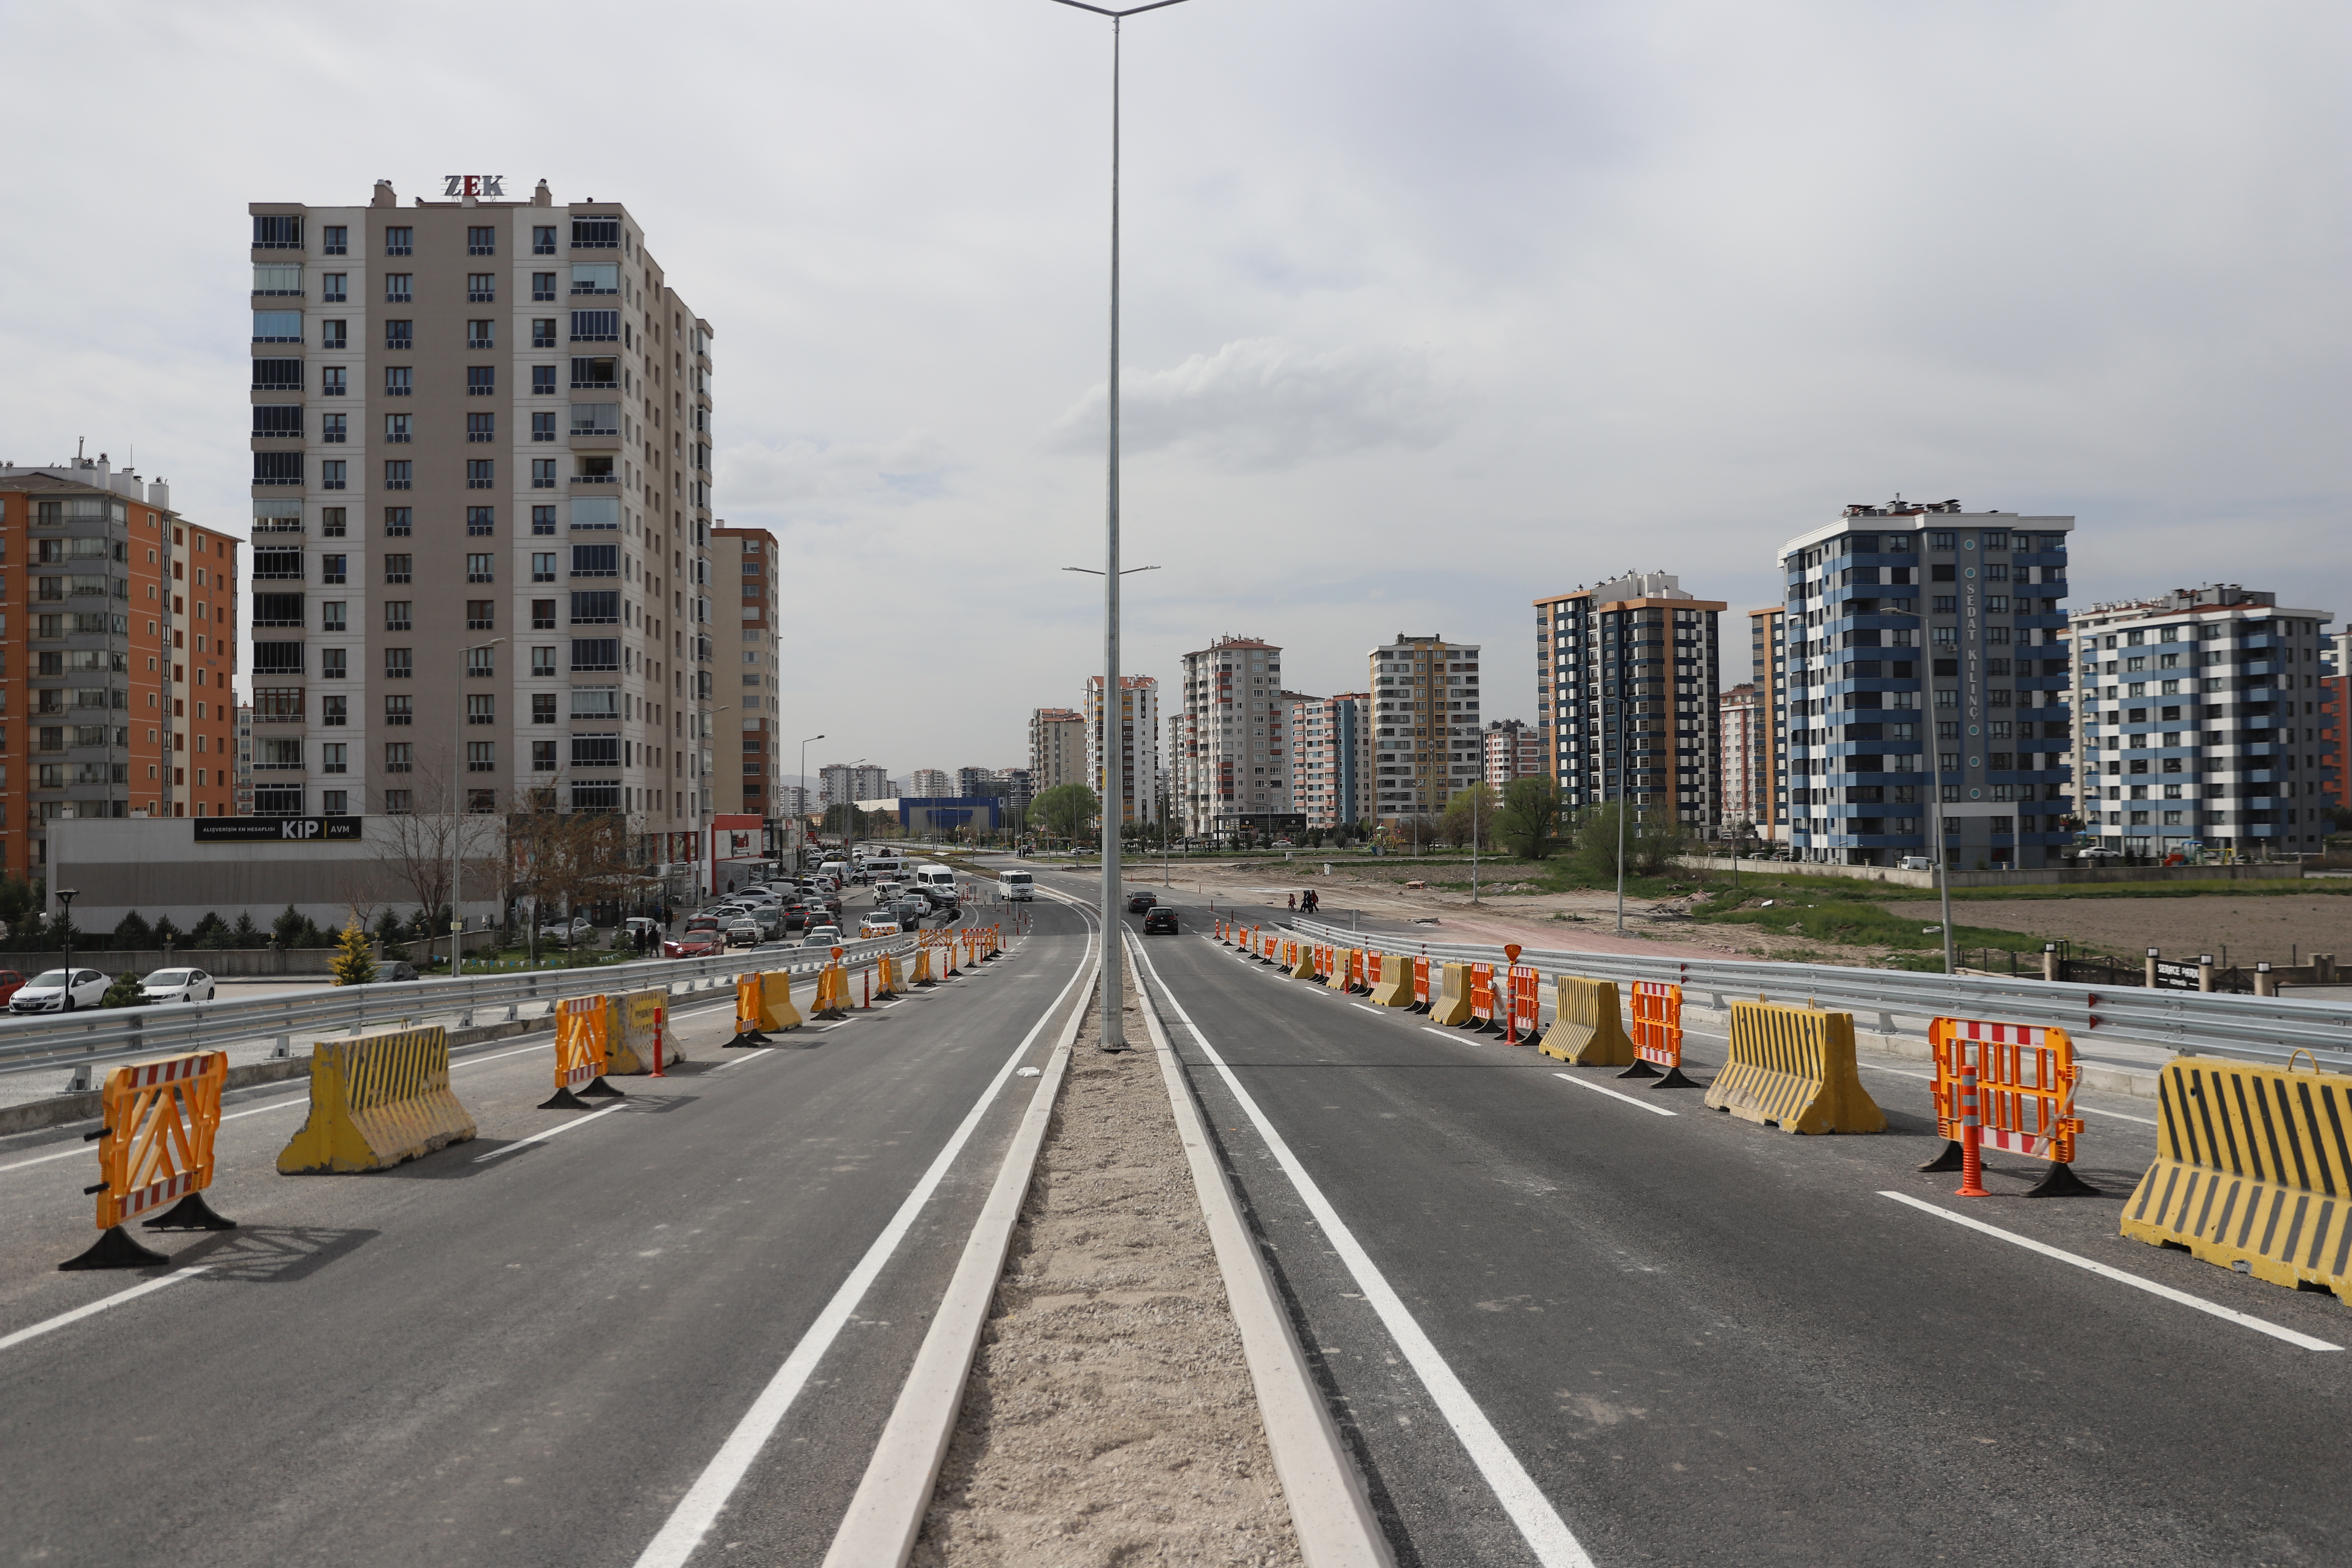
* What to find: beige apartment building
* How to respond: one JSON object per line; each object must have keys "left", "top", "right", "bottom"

{"left": 1371, "top": 634, "right": 1482, "bottom": 825}
{"left": 1533, "top": 573, "right": 1725, "bottom": 832}
{"left": 1029, "top": 707, "right": 1085, "bottom": 792}
{"left": 1746, "top": 606, "right": 1787, "bottom": 839}
{"left": 1084, "top": 675, "right": 1160, "bottom": 825}
{"left": 712, "top": 524, "right": 779, "bottom": 820}
{"left": 1718, "top": 681, "right": 1767, "bottom": 835}
{"left": 247, "top": 180, "right": 716, "bottom": 875}
{"left": 1175, "top": 635, "right": 1297, "bottom": 837}
{"left": 1291, "top": 692, "right": 1372, "bottom": 829}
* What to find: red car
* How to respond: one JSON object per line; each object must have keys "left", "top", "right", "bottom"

{"left": 663, "top": 931, "right": 723, "bottom": 958}
{"left": 0, "top": 970, "right": 23, "bottom": 1006}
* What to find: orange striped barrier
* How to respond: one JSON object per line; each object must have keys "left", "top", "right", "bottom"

{"left": 542, "top": 995, "right": 621, "bottom": 1109}
{"left": 1503, "top": 963, "right": 1540, "bottom": 1046}
{"left": 1619, "top": 980, "right": 1698, "bottom": 1088}
{"left": 1465, "top": 962, "right": 1498, "bottom": 1032}
{"left": 63, "top": 1051, "right": 233, "bottom": 1270}
{"left": 1921, "top": 1017, "right": 2096, "bottom": 1196}
{"left": 1411, "top": 956, "right": 1432, "bottom": 1012}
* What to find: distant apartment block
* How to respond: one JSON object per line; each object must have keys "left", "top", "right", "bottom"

{"left": 714, "top": 524, "right": 779, "bottom": 819}
{"left": 1370, "top": 634, "right": 1481, "bottom": 824}
{"left": 2324, "top": 633, "right": 2346, "bottom": 813}
{"left": 819, "top": 763, "right": 888, "bottom": 806}
{"left": 1718, "top": 683, "right": 1767, "bottom": 832}
{"left": 1029, "top": 707, "right": 1085, "bottom": 792}
{"left": 1176, "top": 636, "right": 1288, "bottom": 835}
{"left": 2070, "top": 585, "right": 2335, "bottom": 857}
{"left": 908, "top": 768, "right": 950, "bottom": 799}
{"left": 1747, "top": 606, "right": 1787, "bottom": 840}
{"left": 1481, "top": 718, "right": 1543, "bottom": 790}
{"left": 1084, "top": 675, "right": 1160, "bottom": 825}
{"left": 1534, "top": 573, "right": 1723, "bottom": 831}
{"left": 1293, "top": 693, "right": 1372, "bottom": 829}
{"left": 1778, "top": 500, "right": 2074, "bottom": 868}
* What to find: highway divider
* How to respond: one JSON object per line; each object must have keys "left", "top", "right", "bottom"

{"left": 540, "top": 996, "right": 624, "bottom": 1110}
{"left": 2122, "top": 1054, "right": 2352, "bottom": 1297}
{"left": 1429, "top": 962, "right": 1474, "bottom": 1026}
{"left": 1704, "top": 1000, "right": 1886, "bottom": 1134}
{"left": 1369, "top": 953, "right": 1413, "bottom": 1008}
{"left": 276, "top": 1026, "right": 478, "bottom": 1173}
{"left": 1920, "top": 1016, "right": 2095, "bottom": 1196}
{"left": 62, "top": 1050, "right": 235, "bottom": 1270}
{"left": 1538, "top": 976, "right": 1635, "bottom": 1066}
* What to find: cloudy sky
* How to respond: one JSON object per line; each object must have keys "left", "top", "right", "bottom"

{"left": 2, "top": 1, "right": 2344, "bottom": 782}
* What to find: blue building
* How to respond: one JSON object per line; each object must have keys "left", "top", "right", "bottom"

{"left": 1776, "top": 500, "right": 2075, "bottom": 868}
{"left": 892, "top": 796, "right": 1004, "bottom": 836}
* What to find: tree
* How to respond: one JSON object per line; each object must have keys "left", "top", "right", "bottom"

{"left": 329, "top": 919, "right": 378, "bottom": 986}
{"left": 100, "top": 972, "right": 148, "bottom": 1009}
{"left": 112, "top": 910, "right": 153, "bottom": 949}
{"left": 272, "top": 904, "right": 308, "bottom": 947}
{"left": 822, "top": 802, "right": 871, "bottom": 838}
{"left": 1496, "top": 776, "right": 1563, "bottom": 860}
{"left": 150, "top": 914, "right": 182, "bottom": 948}
{"left": 231, "top": 912, "right": 263, "bottom": 948}
{"left": 1439, "top": 784, "right": 1499, "bottom": 851}
{"left": 1574, "top": 801, "right": 1686, "bottom": 882}
{"left": 509, "top": 804, "right": 641, "bottom": 967}
{"left": 1031, "top": 784, "right": 1098, "bottom": 847}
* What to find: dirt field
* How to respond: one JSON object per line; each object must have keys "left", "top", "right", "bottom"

{"left": 1885, "top": 897, "right": 2352, "bottom": 965}
{"left": 914, "top": 950, "right": 1302, "bottom": 1568}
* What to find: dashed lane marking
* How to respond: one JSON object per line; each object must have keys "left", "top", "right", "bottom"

{"left": 1551, "top": 1071, "right": 1678, "bottom": 1117}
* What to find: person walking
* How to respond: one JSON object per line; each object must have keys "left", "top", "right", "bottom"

{"left": 1288, "top": 892, "right": 1297, "bottom": 911}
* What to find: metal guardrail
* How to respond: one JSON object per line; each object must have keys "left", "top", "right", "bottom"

{"left": 0, "top": 933, "right": 924, "bottom": 1083}
{"left": 1285, "top": 915, "right": 2352, "bottom": 1072}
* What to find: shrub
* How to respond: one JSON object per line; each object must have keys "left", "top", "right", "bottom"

{"left": 100, "top": 972, "right": 149, "bottom": 1009}
{"left": 329, "top": 919, "right": 378, "bottom": 986}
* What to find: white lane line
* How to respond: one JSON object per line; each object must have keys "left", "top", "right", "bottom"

{"left": 630, "top": 919, "right": 1099, "bottom": 1568}
{"left": 1132, "top": 943, "right": 1594, "bottom": 1568}
{"left": 1877, "top": 1190, "right": 2342, "bottom": 1352}
{"left": 707, "top": 1049, "right": 772, "bottom": 1073}
{"left": 1350, "top": 1004, "right": 1390, "bottom": 1016}
{"left": 0, "top": 1268, "right": 210, "bottom": 1354}
{"left": 1853, "top": 1061, "right": 2158, "bottom": 1125}
{"left": 1551, "top": 1071, "right": 1679, "bottom": 1118}
{"left": 471, "top": 1100, "right": 631, "bottom": 1162}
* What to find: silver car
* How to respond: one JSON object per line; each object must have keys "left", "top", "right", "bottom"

{"left": 139, "top": 967, "right": 217, "bottom": 1004}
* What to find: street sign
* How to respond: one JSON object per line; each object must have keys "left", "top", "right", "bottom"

{"left": 193, "top": 816, "right": 361, "bottom": 843}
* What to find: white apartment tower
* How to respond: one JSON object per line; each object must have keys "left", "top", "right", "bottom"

{"left": 247, "top": 181, "right": 717, "bottom": 871}
{"left": 1084, "top": 675, "right": 1160, "bottom": 825}
{"left": 1175, "top": 636, "right": 1291, "bottom": 836}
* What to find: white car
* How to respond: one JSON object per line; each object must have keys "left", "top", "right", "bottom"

{"left": 539, "top": 917, "right": 592, "bottom": 942}
{"left": 804, "top": 924, "right": 843, "bottom": 948}
{"left": 11, "top": 968, "right": 111, "bottom": 1014}
{"left": 724, "top": 919, "right": 761, "bottom": 948}
{"left": 859, "top": 914, "right": 902, "bottom": 938}
{"left": 139, "top": 967, "right": 217, "bottom": 1004}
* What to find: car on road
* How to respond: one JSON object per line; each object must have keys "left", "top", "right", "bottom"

{"left": 895, "top": 897, "right": 930, "bottom": 929}
{"left": 804, "top": 924, "right": 843, "bottom": 949}
{"left": 664, "top": 930, "right": 724, "bottom": 958}
{"left": 859, "top": 914, "right": 902, "bottom": 938}
{"left": 139, "top": 968, "right": 217, "bottom": 1004}
{"left": 1126, "top": 890, "right": 1158, "bottom": 913}
{"left": 380, "top": 961, "right": 422, "bottom": 982}
{"left": 10, "top": 968, "right": 110, "bottom": 1014}
{"left": 723, "top": 919, "right": 761, "bottom": 948}
{"left": 781, "top": 902, "right": 813, "bottom": 932}
{"left": 998, "top": 870, "right": 1035, "bottom": 901}
{"left": 1896, "top": 855, "right": 1936, "bottom": 871}
{"left": 1142, "top": 906, "right": 1178, "bottom": 935}
{"left": 0, "top": 970, "right": 24, "bottom": 1007}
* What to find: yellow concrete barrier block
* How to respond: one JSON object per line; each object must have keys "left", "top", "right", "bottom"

{"left": 277, "top": 1026, "right": 476, "bottom": 1173}
{"left": 1538, "top": 975, "right": 1636, "bottom": 1066}
{"left": 1292, "top": 942, "right": 1317, "bottom": 980}
{"left": 1325, "top": 948, "right": 1353, "bottom": 992}
{"left": 1368, "top": 953, "right": 1412, "bottom": 1007}
{"left": 606, "top": 987, "right": 680, "bottom": 1074}
{"left": 2123, "top": 1055, "right": 2352, "bottom": 1295}
{"left": 1428, "top": 962, "right": 1475, "bottom": 1027}
{"left": 1704, "top": 1000, "right": 1885, "bottom": 1134}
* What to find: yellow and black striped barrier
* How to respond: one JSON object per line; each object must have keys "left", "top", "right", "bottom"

{"left": 1538, "top": 975, "right": 1636, "bottom": 1066}
{"left": 1704, "top": 1000, "right": 1885, "bottom": 1134}
{"left": 2122, "top": 1054, "right": 2352, "bottom": 1296}
{"left": 277, "top": 1026, "right": 477, "bottom": 1173}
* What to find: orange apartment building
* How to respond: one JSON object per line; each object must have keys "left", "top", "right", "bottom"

{"left": 712, "top": 524, "right": 779, "bottom": 821}
{"left": 0, "top": 455, "right": 237, "bottom": 885}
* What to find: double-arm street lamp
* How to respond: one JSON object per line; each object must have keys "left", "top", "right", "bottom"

{"left": 1047, "top": 0, "right": 1196, "bottom": 1051}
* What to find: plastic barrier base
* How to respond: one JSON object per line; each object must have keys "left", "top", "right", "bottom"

{"left": 59, "top": 1225, "right": 172, "bottom": 1272}
{"left": 539, "top": 1084, "right": 594, "bottom": 1111}
{"left": 142, "top": 1191, "right": 237, "bottom": 1232}
{"left": 576, "top": 1075, "right": 625, "bottom": 1100}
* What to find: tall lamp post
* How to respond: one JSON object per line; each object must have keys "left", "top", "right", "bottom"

{"left": 798, "top": 733, "right": 825, "bottom": 873}
{"left": 56, "top": 888, "right": 78, "bottom": 984}
{"left": 452, "top": 639, "right": 502, "bottom": 975}
{"left": 1048, "top": 0, "right": 1195, "bottom": 1052}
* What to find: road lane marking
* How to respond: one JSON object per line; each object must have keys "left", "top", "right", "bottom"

{"left": 1350, "top": 1004, "right": 1389, "bottom": 1015}
{"left": 1854, "top": 1061, "right": 2158, "bottom": 1125}
{"left": 472, "top": 1101, "right": 631, "bottom": 1162}
{"left": 1878, "top": 1190, "right": 2342, "bottom": 1352}
{"left": 1131, "top": 942, "right": 1595, "bottom": 1568}
{"left": 1550, "top": 1071, "right": 1679, "bottom": 1117}
{"left": 630, "top": 917, "right": 1100, "bottom": 1568}
{"left": 0, "top": 1268, "right": 210, "bottom": 1354}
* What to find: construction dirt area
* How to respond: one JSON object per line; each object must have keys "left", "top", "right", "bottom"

{"left": 1881, "top": 895, "right": 2352, "bottom": 966}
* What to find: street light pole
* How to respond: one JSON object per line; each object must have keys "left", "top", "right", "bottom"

{"left": 1049, "top": 0, "right": 1194, "bottom": 1052}
{"left": 452, "top": 639, "right": 502, "bottom": 976}
{"left": 798, "top": 734, "right": 824, "bottom": 872}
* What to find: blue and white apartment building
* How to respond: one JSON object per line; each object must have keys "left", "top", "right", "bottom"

{"left": 1777, "top": 499, "right": 2075, "bottom": 868}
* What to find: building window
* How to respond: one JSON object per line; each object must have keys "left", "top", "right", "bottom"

{"left": 532, "top": 693, "right": 558, "bottom": 725}
{"left": 467, "top": 365, "right": 496, "bottom": 396}
{"left": 571, "top": 590, "right": 619, "bottom": 624}
{"left": 466, "top": 459, "right": 495, "bottom": 489}
{"left": 384, "top": 601, "right": 412, "bottom": 631}
{"left": 383, "top": 412, "right": 411, "bottom": 444}
{"left": 532, "top": 459, "right": 557, "bottom": 490}
{"left": 320, "top": 412, "right": 345, "bottom": 443}
{"left": 321, "top": 789, "right": 349, "bottom": 815}
{"left": 319, "top": 366, "right": 345, "bottom": 397}
{"left": 531, "top": 505, "right": 556, "bottom": 535}
{"left": 465, "top": 553, "right": 495, "bottom": 583}
{"left": 533, "top": 225, "right": 557, "bottom": 256}
{"left": 571, "top": 356, "right": 618, "bottom": 389}
{"left": 533, "top": 740, "right": 557, "bottom": 771}
{"left": 467, "top": 320, "right": 495, "bottom": 351}
{"left": 533, "top": 273, "right": 557, "bottom": 302}
{"left": 322, "top": 224, "right": 346, "bottom": 255}
{"left": 384, "top": 507, "right": 412, "bottom": 537}
{"left": 531, "top": 599, "right": 556, "bottom": 628}
{"left": 384, "top": 226, "right": 412, "bottom": 256}
{"left": 533, "top": 319, "right": 557, "bottom": 349}
{"left": 384, "top": 553, "right": 413, "bottom": 584}
{"left": 320, "top": 460, "right": 346, "bottom": 491}
{"left": 252, "top": 358, "right": 303, "bottom": 390}
{"left": 384, "top": 742, "right": 414, "bottom": 773}
{"left": 321, "top": 553, "right": 349, "bottom": 586}
{"left": 571, "top": 309, "right": 620, "bottom": 343}
{"left": 533, "top": 365, "right": 557, "bottom": 395}
{"left": 321, "top": 743, "right": 348, "bottom": 775}
{"left": 322, "top": 694, "right": 348, "bottom": 726}
{"left": 571, "top": 215, "right": 620, "bottom": 249}
{"left": 252, "top": 311, "right": 303, "bottom": 343}
{"left": 383, "top": 694, "right": 411, "bottom": 726}
{"left": 467, "top": 743, "right": 496, "bottom": 775}
{"left": 384, "top": 648, "right": 412, "bottom": 678}
{"left": 573, "top": 455, "right": 616, "bottom": 484}
{"left": 571, "top": 639, "right": 620, "bottom": 671}
{"left": 466, "top": 413, "right": 496, "bottom": 444}
{"left": 571, "top": 544, "right": 619, "bottom": 577}
{"left": 531, "top": 553, "right": 556, "bottom": 583}
{"left": 467, "top": 600, "right": 495, "bottom": 632}
{"left": 321, "top": 647, "right": 347, "bottom": 677}
{"left": 320, "top": 320, "right": 346, "bottom": 349}
{"left": 383, "top": 269, "right": 412, "bottom": 303}
{"left": 531, "top": 646, "right": 557, "bottom": 677}
{"left": 385, "top": 366, "right": 412, "bottom": 397}
{"left": 384, "top": 789, "right": 413, "bottom": 814}
{"left": 466, "top": 505, "right": 496, "bottom": 536}
{"left": 467, "top": 695, "right": 495, "bottom": 727}
{"left": 252, "top": 451, "right": 303, "bottom": 487}
{"left": 252, "top": 213, "right": 303, "bottom": 248}
{"left": 532, "top": 412, "right": 557, "bottom": 443}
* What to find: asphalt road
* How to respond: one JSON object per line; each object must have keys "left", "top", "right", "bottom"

{"left": 991, "top": 858, "right": 2352, "bottom": 1568}
{"left": 0, "top": 888, "right": 1093, "bottom": 1568}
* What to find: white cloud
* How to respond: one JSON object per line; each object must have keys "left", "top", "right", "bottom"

{"left": 1046, "top": 338, "right": 1461, "bottom": 471}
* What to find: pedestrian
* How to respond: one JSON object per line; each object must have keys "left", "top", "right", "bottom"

{"left": 1288, "top": 892, "right": 1297, "bottom": 911}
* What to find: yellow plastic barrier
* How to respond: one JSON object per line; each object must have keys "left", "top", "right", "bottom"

{"left": 1292, "top": 942, "right": 1317, "bottom": 980}
{"left": 911, "top": 943, "right": 935, "bottom": 986}
{"left": 1704, "top": 1000, "right": 1886, "bottom": 1134}
{"left": 64, "top": 1051, "right": 234, "bottom": 1269}
{"left": 2122, "top": 1055, "right": 2352, "bottom": 1294}
{"left": 1428, "top": 962, "right": 1475, "bottom": 1026}
{"left": 762, "top": 969, "right": 805, "bottom": 1031}
{"left": 1538, "top": 975, "right": 1636, "bottom": 1066}
{"left": 813, "top": 962, "right": 852, "bottom": 1018}
{"left": 1368, "top": 952, "right": 1413, "bottom": 1007}
{"left": 606, "top": 987, "right": 676, "bottom": 1075}
{"left": 730, "top": 972, "right": 772, "bottom": 1047}
{"left": 1326, "top": 949, "right": 1354, "bottom": 993}
{"left": 875, "top": 951, "right": 903, "bottom": 998}
{"left": 277, "top": 1026, "right": 477, "bottom": 1173}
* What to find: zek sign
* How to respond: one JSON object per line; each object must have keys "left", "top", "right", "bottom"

{"left": 443, "top": 175, "right": 507, "bottom": 198}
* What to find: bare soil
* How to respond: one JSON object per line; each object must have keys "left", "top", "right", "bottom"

{"left": 1884, "top": 896, "right": 2352, "bottom": 966}
{"left": 913, "top": 951, "right": 1301, "bottom": 1568}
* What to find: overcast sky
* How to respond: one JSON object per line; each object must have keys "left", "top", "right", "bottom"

{"left": 3, "top": 1, "right": 2344, "bottom": 783}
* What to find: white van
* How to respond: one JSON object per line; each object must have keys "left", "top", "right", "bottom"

{"left": 913, "top": 863, "right": 959, "bottom": 904}
{"left": 864, "top": 852, "right": 906, "bottom": 879}
{"left": 998, "top": 869, "right": 1035, "bottom": 901}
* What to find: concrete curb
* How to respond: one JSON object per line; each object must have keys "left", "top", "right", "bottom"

{"left": 818, "top": 943, "right": 1097, "bottom": 1568}
{"left": 1129, "top": 931, "right": 1398, "bottom": 1568}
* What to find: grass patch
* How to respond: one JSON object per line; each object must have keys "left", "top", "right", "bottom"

{"left": 1689, "top": 886, "right": 2084, "bottom": 958}
{"left": 1936, "top": 879, "right": 2340, "bottom": 902}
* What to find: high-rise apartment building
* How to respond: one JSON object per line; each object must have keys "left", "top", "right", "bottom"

{"left": 1370, "top": 634, "right": 1481, "bottom": 824}
{"left": 954, "top": 766, "right": 999, "bottom": 797}
{"left": 1084, "top": 675, "right": 1160, "bottom": 825}
{"left": 1747, "top": 606, "right": 1788, "bottom": 841}
{"left": 1533, "top": 574, "right": 1723, "bottom": 830}
{"left": 1175, "top": 636, "right": 1289, "bottom": 836}
{"left": 1718, "top": 683, "right": 1767, "bottom": 833}
{"left": 0, "top": 456, "right": 236, "bottom": 880}
{"left": 713, "top": 525, "right": 778, "bottom": 820}
{"left": 1482, "top": 719, "right": 1544, "bottom": 789}
{"left": 1029, "top": 707, "right": 1085, "bottom": 792}
{"left": 1776, "top": 499, "right": 2073, "bottom": 868}
{"left": 1291, "top": 693, "right": 1372, "bottom": 830}
{"left": 994, "top": 767, "right": 1035, "bottom": 824}
{"left": 819, "top": 763, "right": 888, "bottom": 806}
{"left": 235, "top": 701, "right": 255, "bottom": 814}
{"left": 2323, "top": 634, "right": 2346, "bottom": 813}
{"left": 2069, "top": 585, "right": 2335, "bottom": 858}
{"left": 908, "top": 768, "right": 950, "bottom": 798}
{"left": 247, "top": 181, "right": 715, "bottom": 867}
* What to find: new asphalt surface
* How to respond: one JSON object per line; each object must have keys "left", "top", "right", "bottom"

{"left": 1026, "top": 862, "right": 2352, "bottom": 1568}
{"left": 0, "top": 889, "right": 1091, "bottom": 1568}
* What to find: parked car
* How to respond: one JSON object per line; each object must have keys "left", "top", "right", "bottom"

{"left": 10, "top": 968, "right": 110, "bottom": 1014}
{"left": 1143, "top": 906, "right": 1179, "bottom": 935}
{"left": 539, "top": 916, "right": 593, "bottom": 942}
{"left": 378, "top": 961, "right": 422, "bottom": 982}
{"left": 0, "top": 970, "right": 25, "bottom": 1007}
{"left": 664, "top": 930, "right": 724, "bottom": 958}
{"left": 1126, "top": 890, "right": 1158, "bottom": 913}
{"left": 1896, "top": 856, "right": 1936, "bottom": 872}
{"left": 682, "top": 913, "right": 724, "bottom": 936}
{"left": 804, "top": 924, "right": 843, "bottom": 949}
{"left": 782, "top": 903, "right": 813, "bottom": 932}
{"left": 139, "top": 967, "right": 217, "bottom": 1004}
{"left": 860, "top": 914, "right": 903, "bottom": 938}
